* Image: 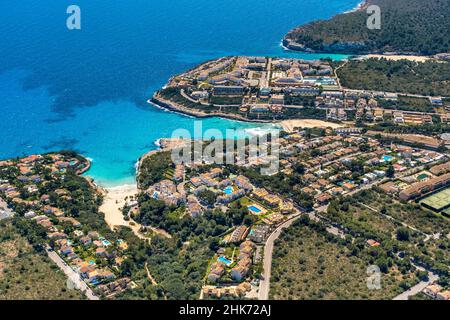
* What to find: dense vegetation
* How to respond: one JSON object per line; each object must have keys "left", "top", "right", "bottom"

{"left": 271, "top": 216, "right": 416, "bottom": 299}
{"left": 378, "top": 97, "right": 435, "bottom": 113}
{"left": 284, "top": 0, "right": 450, "bottom": 55}
{"left": 138, "top": 151, "right": 173, "bottom": 189}
{"left": 123, "top": 203, "right": 251, "bottom": 299}
{"left": 125, "top": 152, "right": 257, "bottom": 299}
{"left": 0, "top": 219, "right": 83, "bottom": 300}
{"left": 325, "top": 189, "right": 450, "bottom": 279}
{"left": 336, "top": 58, "right": 450, "bottom": 96}
{"left": 272, "top": 187, "right": 450, "bottom": 299}
{"left": 366, "top": 122, "right": 450, "bottom": 138}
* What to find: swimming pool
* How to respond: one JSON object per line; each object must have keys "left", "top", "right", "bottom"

{"left": 218, "top": 256, "right": 232, "bottom": 266}
{"left": 381, "top": 155, "right": 394, "bottom": 162}
{"left": 223, "top": 186, "right": 233, "bottom": 195}
{"left": 248, "top": 205, "right": 262, "bottom": 214}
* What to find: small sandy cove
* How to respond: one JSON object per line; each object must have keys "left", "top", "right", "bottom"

{"left": 280, "top": 119, "right": 343, "bottom": 132}
{"left": 363, "top": 54, "right": 431, "bottom": 63}
{"left": 99, "top": 183, "right": 172, "bottom": 239}
{"left": 100, "top": 184, "right": 138, "bottom": 230}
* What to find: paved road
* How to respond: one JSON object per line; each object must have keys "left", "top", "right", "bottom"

{"left": 258, "top": 179, "right": 385, "bottom": 300}
{"left": 393, "top": 271, "right": 439, "bottom": 300}
{"left": 258, "top": 212, "right": 303, "bottom": 300}
{"left": 342, "top": 88, "right": 450, "bottom": 100}
{"left": 45, "top": 247, "right": 99, "bottom": 300}
{"left": 259, "top": 58, "right": 272, "bottom": 89}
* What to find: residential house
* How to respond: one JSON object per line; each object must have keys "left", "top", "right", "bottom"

{"left": 229, "top": 225, "right": 249, "bottom": 243}
{"left": 423, "top": 284, "right": 442, "bottom": 299}
{"left": 231, "top": 257, "right": 252, "bottom": 281}
{"left": 208, "top": 262, "right": 225, "bottom": 283}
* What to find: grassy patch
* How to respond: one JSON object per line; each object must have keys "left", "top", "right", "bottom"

{"left": 0, "top": 220, "right": 83, "bottom": 300}
{"left": 270, "top": 220, "right": 413, "bottom": 300}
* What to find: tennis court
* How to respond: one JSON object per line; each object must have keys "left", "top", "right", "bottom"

{"left": 420, "top": 188, "right": 450, "bottom": 211}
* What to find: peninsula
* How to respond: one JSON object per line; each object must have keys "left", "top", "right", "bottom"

{"left": 282, "top": 0, "right": 450, "bottom": 56}
{"left": 151, "top": 55, "right": 450, "bottom": 131}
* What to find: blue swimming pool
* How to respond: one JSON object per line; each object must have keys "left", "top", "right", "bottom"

{"left": 248, "top": 205, "right": 262, "bottom": 214}
{"left": 382, "top": 155, "right": 394, "bottom": 162}
{"left": 223, "top": 186, "right": 233, "bottom": 195}
{"left": 218, "top": 256, "right": 232, "bottom": 266}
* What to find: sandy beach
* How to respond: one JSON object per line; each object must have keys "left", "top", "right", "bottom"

{"left": 99, "top": 183, "right": 172, "bottom": 239}
{"left": 100, "top": 184, "right": 138, "bottom": 230}
{"left": 280, "top": 119, "right": 344, "bottom": 132}
{"left": 363, "top": 54, "right": 432, "bottom": 63}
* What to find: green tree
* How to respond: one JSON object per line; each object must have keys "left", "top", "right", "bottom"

{"left": 386, "top": 165, "right": 395, "bottom": 178}
{"left": 396, "top": 227, "right": 410, "bottom": 241}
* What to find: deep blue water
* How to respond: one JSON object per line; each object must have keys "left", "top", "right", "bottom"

{"left": 0, "top": 0, "right": 358, "bottom": 186}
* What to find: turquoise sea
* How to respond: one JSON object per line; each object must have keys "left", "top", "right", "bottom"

{"left": 0, "top": 0, "right": 358, "bottom": 187}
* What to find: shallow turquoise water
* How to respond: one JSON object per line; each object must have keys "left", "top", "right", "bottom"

{"left": 0, "top": 0, "right": 358, "bottom": 187}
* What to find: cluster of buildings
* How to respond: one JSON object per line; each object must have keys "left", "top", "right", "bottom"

{"left": 375, "top": 150, "right": 449, "bottom": 200}
{"left": 0, "top": 153, "right": 134, "bottom": 298}
{"left": 51, "top": 229, "right": 130, "bottom": 292}
{"left": 392, "top": 111, "right": 433, "bottom": 125}
{"left": 423, "top": 283, "right": 450, "bottom": 300}
{"left": 202, "top": 282, "right": 252, "bottom": 299}
{"left": 205, "top": 239, "right": 257, "bottom": 299}
{"left": 190, "top": 170, "right": 253, "bottom": 212}
{"left": 225, "top": 225, "right": 250, "bottom": 244}
{"left": 161, "top": 55, "right": 450, "bottom": 125}
{"left": 0, "top": 154, "right": 87, "bottom": 206}
{"left": 398, "top": 172, "right": 450, "bottom": 201}
{"left": 275, "top": 129, "right": 450, "bottom": 211}
{"left": 251, "top": 187, "right": 293, "bottom": 214}
{"left": 230, "top": 240, "right": 256, "bottom": 281}
{"left": 167, "top": 56, "right": 341, "bottom": 118}
{"left": 147, "top": 179, "right": 185, "bottom": 206}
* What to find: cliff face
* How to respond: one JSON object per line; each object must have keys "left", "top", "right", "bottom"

{"left": 283, "top": 0, "right": 450, "bottom": 55}
{"left": 283, "top": 38, "right": 368, "bottom": 54}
